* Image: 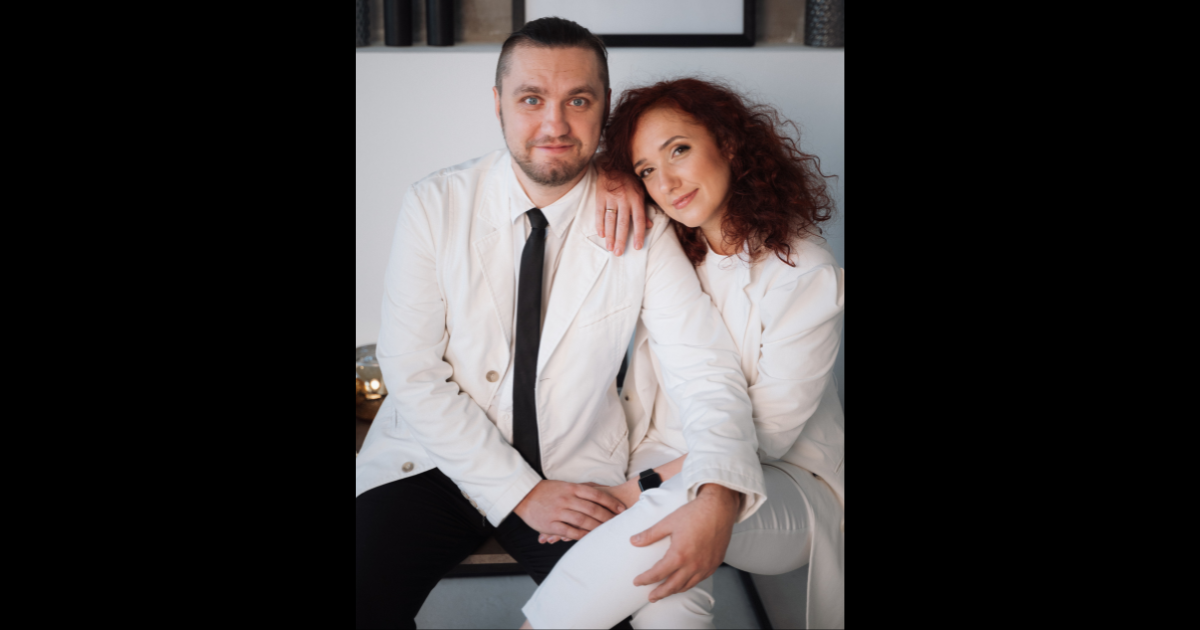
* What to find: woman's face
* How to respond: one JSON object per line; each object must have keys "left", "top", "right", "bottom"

{"left": 631, "top": 107, "right": 732, "bottom": 235}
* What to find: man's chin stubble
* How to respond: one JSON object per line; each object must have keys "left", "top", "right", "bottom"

{"left": 517, "top": 155, "right": 589, "bottom": 188}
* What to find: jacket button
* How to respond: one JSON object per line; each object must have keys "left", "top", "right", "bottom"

{"left": 487, "top": 371, "right": 500, "bottom": 383}
{"left": 625, "top": 395, "right": 630, "bottom": 401}
{"left": 402, "top": 462, "right": 414, "bottom": 473}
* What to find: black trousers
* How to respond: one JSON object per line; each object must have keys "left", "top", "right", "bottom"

{"left": 356, "top": 469, "right": 633, "bottom": 630}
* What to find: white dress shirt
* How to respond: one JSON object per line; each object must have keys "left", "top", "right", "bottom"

{"left": 484, "top": 164, "right": 591, "bottom": 445}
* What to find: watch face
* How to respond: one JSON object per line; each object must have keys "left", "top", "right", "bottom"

{"left": 639, "top": 472, "right": 662, "bottom": 492}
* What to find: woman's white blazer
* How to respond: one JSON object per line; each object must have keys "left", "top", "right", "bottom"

{"left": 355, "top": 151, "right": 766, "bottom": 527}
{"left": 622, "top": 235, "right": 846, "bottom": 627}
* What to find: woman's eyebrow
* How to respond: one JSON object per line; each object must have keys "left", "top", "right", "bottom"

{"left": 658, "top": 135, "right": 686, "bottom": 151}
{"left": 633, "top": 136, "right": 687, "bottom": 169}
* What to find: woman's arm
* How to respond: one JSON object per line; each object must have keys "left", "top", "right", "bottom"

{"left": 750, "top": 260, "right": 845, "bottom": 461}
{"left": 610, "top": 455, "right": 688, "bottom": 508}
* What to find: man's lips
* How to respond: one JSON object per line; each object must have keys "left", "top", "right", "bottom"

{"left": 534, "top": 145, "right": 575, "bottom": 155}
{"left": 674, "top": 189, "right": 699, "bottom": 210}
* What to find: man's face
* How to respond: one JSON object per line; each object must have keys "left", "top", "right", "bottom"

{"left": 494, "top": 45, "right": 609, "bottom": 188}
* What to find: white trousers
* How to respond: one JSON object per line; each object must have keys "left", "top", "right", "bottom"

{"left": 523, "top": 447, "right": 818, "bottom": 629}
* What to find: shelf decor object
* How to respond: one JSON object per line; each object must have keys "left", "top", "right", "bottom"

{"left": 427, "top": 0, "right": 454, "bottom": 47}
{"left": 805, "top": 0, "right": 845, "bottom": 48}
{"left": 356, "top": 345, "right": 389, "bottom": 422}
{"left": 385, "top": 0, "right": 415, "bottom": 46}
{"left": 356, "top": 0, "right": 370, "bottom": 48}
{"left": 515, "top": 0, "right": 755, "bottom": 47}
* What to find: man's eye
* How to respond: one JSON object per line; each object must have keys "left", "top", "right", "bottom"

{"left": 571, "top": 99, "right": 586, "bottom": 107}
{"left": 524, "top": 97, "right": 540, "bottom": 105}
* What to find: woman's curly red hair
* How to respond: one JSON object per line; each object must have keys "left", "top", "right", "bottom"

{"left": 597, "top": 78, "right": 836, "bottom": 266}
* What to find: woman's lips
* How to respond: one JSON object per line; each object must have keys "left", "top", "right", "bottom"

{"left": 674, "top": 189, "right": 699, "bottom": 210}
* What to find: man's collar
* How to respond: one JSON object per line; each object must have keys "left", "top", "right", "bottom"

{"left": 506, "top": 157, "right": 593, "bottom": 240}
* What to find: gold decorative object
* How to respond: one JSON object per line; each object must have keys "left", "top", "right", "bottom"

{"left": 356, "top": 345, "right": 388, "bottom": 422}
{"left": 356, "top": 345, "right": 388, "bottom": 399}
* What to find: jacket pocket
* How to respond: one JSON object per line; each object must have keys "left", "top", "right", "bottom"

{"left": 381, "top": 407, "right": 408, "bottom": 439}
{"left": 608, "top": 427, "right": 630, "bottom": 458}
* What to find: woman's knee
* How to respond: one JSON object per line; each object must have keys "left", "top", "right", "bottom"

{"left": 724, "top": 466, "right": 816, "bottom": 575}
{"left": 727, "top": 528, "right": 811, "bottom": 575}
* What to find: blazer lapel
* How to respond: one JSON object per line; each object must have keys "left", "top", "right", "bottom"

{"left": 537, "top": 214, "right": 609, "bottom": 377}
{"left": 473, "top": 172, "right": 516, "bottom": 348}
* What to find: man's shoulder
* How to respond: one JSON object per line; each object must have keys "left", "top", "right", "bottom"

{"left": 639, "top": 204, "right": 676, "bottom": 246}
{"left": 409, "top": 150, "right": 508, "bottom": 199}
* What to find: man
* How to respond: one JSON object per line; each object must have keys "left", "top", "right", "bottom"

{"left": 355, "top": 18, "right": 766, "bottom": 629}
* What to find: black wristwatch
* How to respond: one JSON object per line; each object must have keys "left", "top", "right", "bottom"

{"left": 638, "top": 468, "right": 663, "bottom": 492}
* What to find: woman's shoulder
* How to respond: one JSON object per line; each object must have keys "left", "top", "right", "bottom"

{"left": 757, "top": 232, "right": 840, "bottom": 284}
{"left": 754, "top": 233, "right": 844, "bottom": 325}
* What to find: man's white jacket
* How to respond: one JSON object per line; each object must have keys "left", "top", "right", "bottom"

{"left": 355, "top": 150, "right": 766, "bottom": 527}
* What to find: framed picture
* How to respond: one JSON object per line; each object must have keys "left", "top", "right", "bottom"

{"left": 513, "top": 0, "right": 755, "bottom": 47}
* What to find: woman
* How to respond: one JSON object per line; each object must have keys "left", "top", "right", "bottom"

{"left": 522, "top": 78, "right": 845, "bottom": 630}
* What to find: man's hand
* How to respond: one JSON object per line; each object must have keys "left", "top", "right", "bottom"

{"left": 540, "top": 480, "right": 642, "bottom": 544}
{"left": 595, "top": 168, "right": 651, "bottom": 256}
{"left": 631, "top": 484, "right": 741, "bottom": 603}
{"left": 514, "top": 480, "right": 629, "bottom": 541}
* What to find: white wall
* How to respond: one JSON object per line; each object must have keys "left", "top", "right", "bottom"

{"left": 356, "top": 45, "right": 845, "bottom": 400}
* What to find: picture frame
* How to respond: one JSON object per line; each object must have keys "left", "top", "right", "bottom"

{"left": 513, "top": 0, "right": 756, "bottom": 48}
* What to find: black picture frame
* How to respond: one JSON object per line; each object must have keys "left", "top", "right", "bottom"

{"left": 513, "top": 0, "right": 756, "bottom": 48}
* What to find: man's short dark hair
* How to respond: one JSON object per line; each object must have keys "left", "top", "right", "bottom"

{"left": 496, "top": 17, "right": 610, "bottom": 94}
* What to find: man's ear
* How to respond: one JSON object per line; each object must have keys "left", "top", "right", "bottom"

{"left": 493, "top": 87, "right": 502, "bottom": 122}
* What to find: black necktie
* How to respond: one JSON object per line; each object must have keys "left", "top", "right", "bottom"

{"left": 513, "top": 208, "right": 549, "bottom": 478}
